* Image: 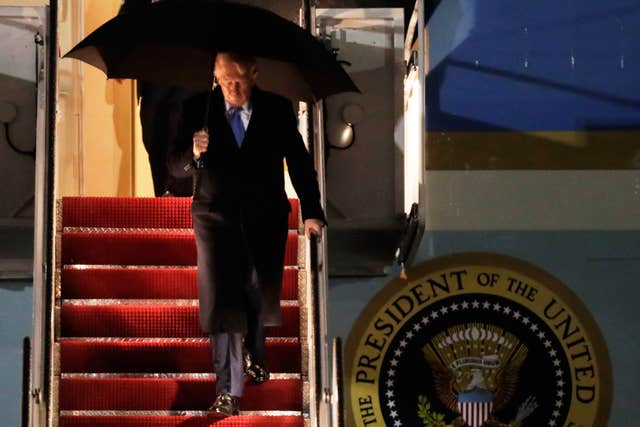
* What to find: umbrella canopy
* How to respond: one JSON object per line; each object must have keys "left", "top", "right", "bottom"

{"left": 63, "top": 0, "right": 358, "bottom": 102}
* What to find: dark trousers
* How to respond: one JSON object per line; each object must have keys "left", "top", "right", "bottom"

{"left": 211, "top": 333, "right": 244, "bottom": 397}
{"left": 210, "top": 316, "right": 266, "bottom": 398}
{"left": 209, "top": 268, "right": 266, "bottom": 398}
{"left": 192, "top": 210, "right": 273, "bottom": 398}
{"left": 245, "top": 267, "right": 267, "bottom": 366}
{"left": 194, "top": 219, "right": 266, "bottom": 397}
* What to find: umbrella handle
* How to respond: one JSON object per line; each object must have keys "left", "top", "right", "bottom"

{"left": 195, "top": 90, "right": 213, "bottom": 169}
{"left": 203, "top": 90, "right": 212, "bottom": 129}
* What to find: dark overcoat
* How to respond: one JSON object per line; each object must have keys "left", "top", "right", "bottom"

{"left": 169, "top": 86, "right": 325, "bottom": 334}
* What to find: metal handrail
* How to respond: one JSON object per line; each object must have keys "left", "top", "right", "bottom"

{"left": 22, "top": 336, "right": 31, "bottom": 427}
{"left": 394, "top": 202, "right": 421, "bottom": 277}
{"left": 30, "top": 3, "right": 56, "bottom": 426}
{"left": 303, "top": 5, "right": 332, "bottom": 425}
{"left": 309, "top": 233, "right": 331, "bottom": 426}
{"left": 331, "top": 337, "right": 344, "bottom": 427}
{"left": 309, "top": 234, "right": 322, "bottom": 419}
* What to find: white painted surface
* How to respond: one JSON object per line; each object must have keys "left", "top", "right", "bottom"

{"left": 404, "top": 66, "right": 423, "bottom": 213}
{"left": 0, "top": 7, "right": 42, "bottom": 220}
{"left": 0, "top": 7, "right": 40, "bottom": 82}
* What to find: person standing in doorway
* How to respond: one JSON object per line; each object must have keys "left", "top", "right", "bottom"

{"left": 119, "top": 0, "right": 194, "bottom": 196}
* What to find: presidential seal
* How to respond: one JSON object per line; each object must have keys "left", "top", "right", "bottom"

{"left": 344, "top": 253, "right": 611, "bottom": 427}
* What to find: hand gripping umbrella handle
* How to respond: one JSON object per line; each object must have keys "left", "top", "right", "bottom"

{"left": 192, "top": 90, "right": 213, "bottom": 197}
{"left": 194, "top": 91, "right": 212, "bottom": 170}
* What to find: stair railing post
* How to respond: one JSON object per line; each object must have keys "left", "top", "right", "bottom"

{"left": 31, "top": 4, "right": 55, "bottom": 426}
{"left": 309, "top": 230, "right": 331, "bottom": 426}
{"left": 298, "top": 4, "right": 331, "bottom": 425}
{"left": 311, "top": 16, "right": 332, "bottom": 424}
{"left": 312, "top": 82, "right": 332, "bottom": 426}
{"left": 331, "top": 337, "right": 344, "bottom": 427}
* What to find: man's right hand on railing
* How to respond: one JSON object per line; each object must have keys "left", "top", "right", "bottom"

{"left": 304, "top": 218, "right": 324, "bottom": 240}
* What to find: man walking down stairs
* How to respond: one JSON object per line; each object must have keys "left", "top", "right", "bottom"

{"left": 54, "top": 196, "right": 313, "bottom": 427}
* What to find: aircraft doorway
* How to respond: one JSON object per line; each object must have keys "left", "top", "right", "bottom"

{"left": 315, "top": 8, "right": 407, "bottom": 276}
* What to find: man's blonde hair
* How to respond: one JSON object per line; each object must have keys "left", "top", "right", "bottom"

{"left": 215, "top": 52, "right": 257, "bottom": 75}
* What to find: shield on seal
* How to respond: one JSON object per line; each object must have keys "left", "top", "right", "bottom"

{"left": 457, "top": 390, "right": 493, "bottom": 427}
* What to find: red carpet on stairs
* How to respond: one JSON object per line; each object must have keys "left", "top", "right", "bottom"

{"left": 61, "top": 268, "right": 300, "bottom": 300}
{"left": 60, "top": 231, "right": 299, "bottom": 266}
{"left": 59, "top": 377, "right": 302, "bottom": 411}
{"left": 56, "top": 197, "right": 306, "bottom": 427}
{"left": 59, "top": 416, "right": 304, "bottom": 427}
{"left": 61, "top": 304, "right": 300, "bottom": 338}
{"left": 59, "top": 338, "right": 301, "bottom": 373}
{"left": 61, "top": 196, "right": 299, "bottom": 230}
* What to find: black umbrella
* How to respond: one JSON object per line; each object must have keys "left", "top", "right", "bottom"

{"left": 63, "top": 0, "right": 358, "bottom": 102}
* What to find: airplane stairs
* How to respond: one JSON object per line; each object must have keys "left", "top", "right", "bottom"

{"left": 52, "top": 196, "right": 313, "bottom": 427}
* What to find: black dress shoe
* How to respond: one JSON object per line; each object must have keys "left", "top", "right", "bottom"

{"left": 244, "top": 352, "right": 270, "bottom": 384}
{"left": 209, "top": 393, "right": 239, "bottom": 416}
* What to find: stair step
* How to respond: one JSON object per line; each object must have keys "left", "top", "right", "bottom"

{"left": 59, "top": 414, "right": 304, "bottom": 427}
{"left": 59, "top": 338, "right": 301, "bottom": 373}
{"left": 60, "top": 304, "right": 300, "bottom": 338}
{"left": 61, "top": 231, "right": 299, "bottom": 266}
{"left": 62, "top": 197, "right": 300, "bottom": 230}
{"left": 59, "top": 377, "right": 302, "bottom": 411}
{"left": 61, "top": 267, "right": 299, "bottom": 300}
{"left": 61, "top": 373, "right": 299, "bottom": 379}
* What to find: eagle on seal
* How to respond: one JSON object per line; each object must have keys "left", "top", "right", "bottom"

{"left": 422, "top": 324, "right": 538, "bottom": 427}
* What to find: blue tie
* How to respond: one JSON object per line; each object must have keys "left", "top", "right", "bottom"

{"left": 228, "top": 107, "right": 245, "bottom": 147}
